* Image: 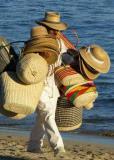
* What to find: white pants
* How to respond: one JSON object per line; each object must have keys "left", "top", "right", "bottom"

{"left": 27, "top": 75, "right": 64, "bottom": 151}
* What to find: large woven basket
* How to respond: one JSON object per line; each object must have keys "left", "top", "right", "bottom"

{"left": 0, "top": 71, "right": 44, "bottom": 115}
{"left": 55, "top": 96, "right": 83, "bottom": 131}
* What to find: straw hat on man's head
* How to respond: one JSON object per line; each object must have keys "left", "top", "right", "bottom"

{"left": 79, "top": 44, "right": 111, "bottom": 75}
{"left": 36, "top": 11, "right": 68, "bottom": 31}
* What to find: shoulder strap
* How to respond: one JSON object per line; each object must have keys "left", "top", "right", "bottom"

{"left": 56, "top": 32, "right": 76, "bottom": 50}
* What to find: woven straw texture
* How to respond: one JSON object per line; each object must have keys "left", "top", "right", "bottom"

{"left": 0, "top": 72, "right": 44, "bottom": 115}
{"left": 0, "top": 37, "right": 11, "bottom": 73}
{"left": 16, "top": 53, "right": 48, "bottom": 84}
{"left": 63, "top": 82, "right": 98, "bottom": 108}
{"left": 55, "top": 65, "right": 88, "bottom": 86}
{"left": 55, "top": 96, "right": 83, "bottom": 131}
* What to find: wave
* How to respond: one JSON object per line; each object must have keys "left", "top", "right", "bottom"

{"left": 83, "top": 117, "right": 114, "bottom": 123}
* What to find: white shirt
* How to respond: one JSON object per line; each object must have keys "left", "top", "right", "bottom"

{"left": 40, "top": 38, "right": 67, "bottom": 102}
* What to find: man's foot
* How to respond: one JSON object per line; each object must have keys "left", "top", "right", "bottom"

{"left": 27, "top": 147, "right": 43, "bottom": 153}
{"left": 54, "top": 147, "right": 66, "bottom": 157}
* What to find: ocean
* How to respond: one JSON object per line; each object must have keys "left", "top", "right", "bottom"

{"left": 0, "top": 0, "right": 114, "bottom": 137}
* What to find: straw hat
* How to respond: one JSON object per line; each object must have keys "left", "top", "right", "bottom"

{"left": 25, "top": 26, "right": 59, "bottom": 52}
{"left": 81, "top": 60, "right": 100, "bottom": 80}
{"left": 36, "top": 11, "right": 68, "bottom": 31}
{"left": 79, "top": 44, "right": 111, "bottom": 73}
{"left": 30, "top": 26, "right": 49, "bottom": 38}
{"left": 24, "top": 38, "right": 59, "bottom": 53}
{"left": 23, "top": 26, "right": 60, "bottom": 64}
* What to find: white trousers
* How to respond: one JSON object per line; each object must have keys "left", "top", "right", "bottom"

{"left": 27, "top": 75, "right": 64, "bottom": 151}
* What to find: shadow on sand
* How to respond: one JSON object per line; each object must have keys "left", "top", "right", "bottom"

{"left": 0, "top": 155, "right": 29, "bottom": 160}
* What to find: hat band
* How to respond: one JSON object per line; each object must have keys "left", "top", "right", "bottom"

{"left": 87, "top": 47, "right": 104, "bottom": 64}
{"left": 82, "top": 59, "right": 99, "bottom": 74}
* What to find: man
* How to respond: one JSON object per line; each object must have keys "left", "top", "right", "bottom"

{"left": 27, "top": 11, "right": 69, "bottom": 156}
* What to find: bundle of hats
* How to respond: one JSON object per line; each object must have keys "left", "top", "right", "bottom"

{"left": 55, "top": 65, "right": 98, "bottom": 110}
{"left": 23, "top": 26, "right": 60, "bottom": 65}
{"left": 79, "top": 44, "right": 111, "bottom": 80}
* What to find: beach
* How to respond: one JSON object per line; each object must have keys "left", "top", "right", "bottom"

{"left": 0, "top": 131, "right": 114, "bottom": 160}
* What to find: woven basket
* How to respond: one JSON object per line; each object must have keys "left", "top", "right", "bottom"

{"left": 0, "top": 71, "right": 44, "bottom": 115}
{"left": 0, "top": 37, "right": 11, "bottom": 73}
{"left": 0, "top": 36, "right": 18, "bottom": 73}
{"left": 55, "top": 96, "right": 83, "bottom": 131}
{"left": 54, "top": 65, "right": 87, "bottom": 86}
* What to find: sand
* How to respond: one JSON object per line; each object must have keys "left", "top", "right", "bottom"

{"left": 0, "top": 133, "right": 114, "bottom": 160}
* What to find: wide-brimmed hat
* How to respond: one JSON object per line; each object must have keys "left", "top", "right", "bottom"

{"left": 23, "top": 26, "right": 60, "bottom": 64}
{"left": 24, "top": 37, "right": 59, "bottom": 53}
{"left": 79, "top": 44, "right": 111, "bottom": 73}
{"left": 30, "top": 26, "right": 49, "bottom": 38}
{"left": 36, "top": 11, "right": 68, "bottom": 31}
{"left": 81, "top": 60, "right": 100, "bottom": 80}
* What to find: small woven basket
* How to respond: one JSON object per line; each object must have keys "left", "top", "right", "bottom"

{"left": 55, "top": 96, "right": 83, "bottom": 131}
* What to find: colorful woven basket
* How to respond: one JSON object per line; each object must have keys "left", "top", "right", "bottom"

{"left": 54, "top": 65, "right": 88, "bottom": 86}
{"left": 60, "top": 82, "right": 98, "bottom": 108}
{"left": 0, "top": 71, "right": 44, "bottom": 115}
{"left": 55, "top": 96, "right": 83, "bottom": 131}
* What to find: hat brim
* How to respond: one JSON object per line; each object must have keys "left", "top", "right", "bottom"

{"left": 24, "top": 48, "right": 58, "bottom": 65}
{"left": 81, "top": 60, "right": 100, "bottom": 80}
{"left": 24, "top": 38, "right": 59, "bottom": 53}
{"left": 36, "top": 20, "right": 68, "bottom": 31}
{"left": 79, "top": 48, "right": 110, "bottom": 73}
{"left": 38, "top": 49, "right": 58, "bottom": 64}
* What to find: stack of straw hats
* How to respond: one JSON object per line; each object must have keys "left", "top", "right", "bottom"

{"left": 23, "top": 26, "right": 60, "bottom": 65}
{"left": 79, "top": 44, "right": 111, "bottom": 80}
